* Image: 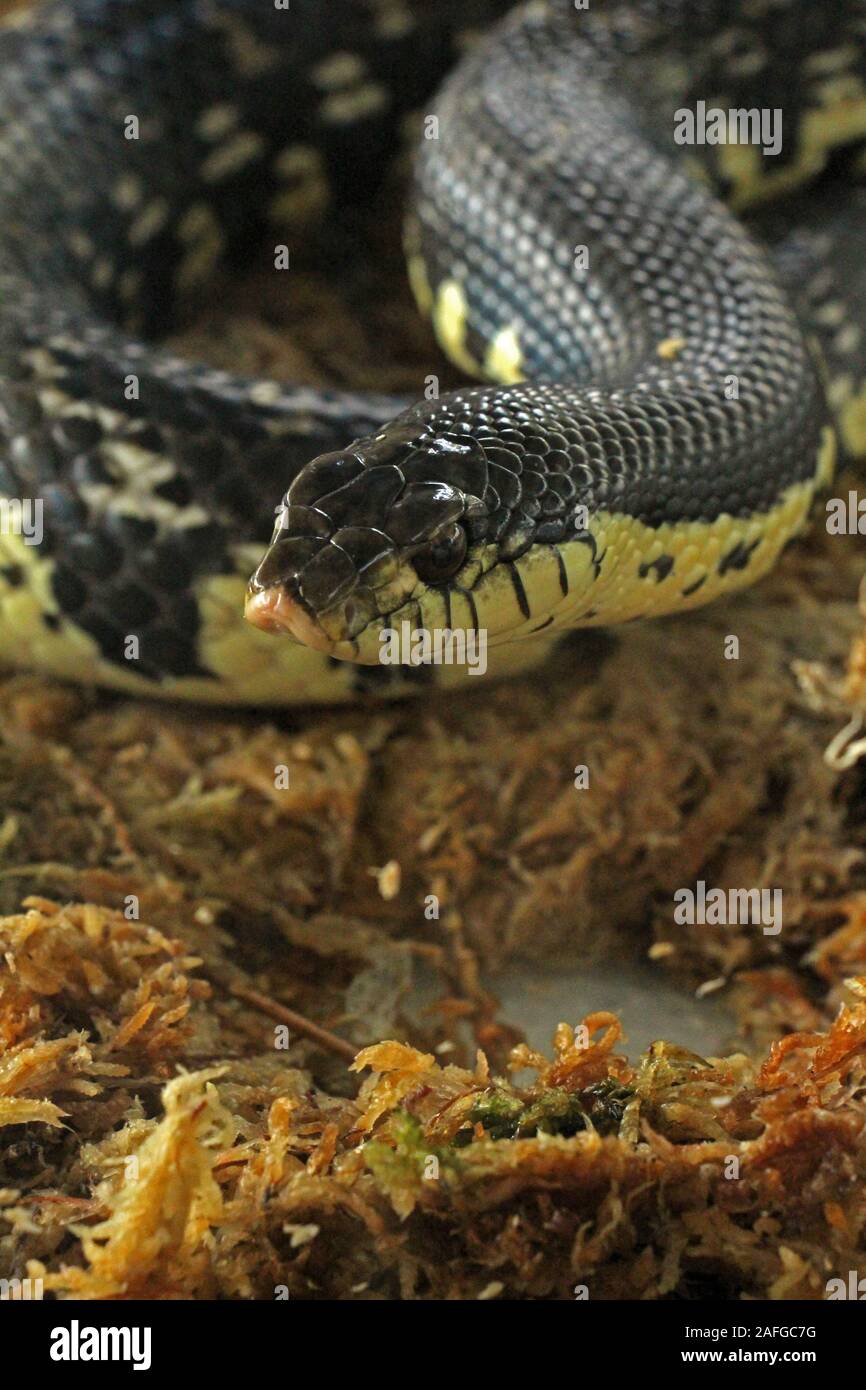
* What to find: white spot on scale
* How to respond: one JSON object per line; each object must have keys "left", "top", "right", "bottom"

{"left": 67, "top": 229, "right": 95, "bottom": 260}
{"left": 175, "top": 238, "right": 225, "bottom": 294}
{"left": 827, "top": 373, "right": 854, "bottom": 409}
{"left": 248, "top": 381, "right": 283, "bottom": 406}
{"left": 269, "top": 144, "right": 329, "bottom": 223}
{"left": 835, "top": 323, "right": 862, "bottom": 356}
{"left": 174, "top": 203, "right": 226, "bottom": 292}
{"left": 195, "top": 102, "right": 241, "bottom": 142}
{"left": 201, "top": 131, "right": 266, "bottom": 183}
{"left": 273, "top": 143, "right": 323, "bottom": 179}
{"left": 208, "top": 11, "right": 280, "bottom": 77}
{"left": 23, "top": 349, "right": 68, "bottom": 381}
{"left": 371, "top": 0, "right": 415, "bottom": 40}
{"left": 804, "top": 45, "right": 860, "bottom": 76}
{"left": 111, "top": 174, "right": 144, "bottom": 211}
{"left": 321, "top": 84, "right": 388, "bottom": 125}
{"left": 91, "top": 258, "right": 114, "bottom": 292}
{"left": 311, "top": 51, "right": 367, "bottom": 90}
{"left": 128, "top": 198, "right": 170, "bottom": 247}
{"left": 178, "top": 203, "right": 220, "bottom": 240}
{"left": 815, "top": 299, "right": 848, "bottom": 327}
{"left": 34, "top": 385, "right": 130, "bottom": 436}
{"left": 82, "top": 442, "right": 212, "bottom": 531}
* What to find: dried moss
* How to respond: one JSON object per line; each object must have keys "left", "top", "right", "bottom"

{"left": 3, "top": 935, "right": 866, "bottom": 1299}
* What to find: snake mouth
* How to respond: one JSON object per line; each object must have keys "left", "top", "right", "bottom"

{"left": 244, "top": 533, "right": 422, "bottom": 661}
{"left": 244, "top": 585, "right": 336, "bottom": 654}
{"left": 244, "top": 556, "right": 423, "bottom": 662}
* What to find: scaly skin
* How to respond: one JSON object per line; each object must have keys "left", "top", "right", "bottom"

{"left": 0, "top": 0, "right": 862, "bottom": 701}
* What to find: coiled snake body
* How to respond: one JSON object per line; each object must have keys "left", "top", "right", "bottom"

{"left": 0, "top": 0, "right": 863, "bottom": 703}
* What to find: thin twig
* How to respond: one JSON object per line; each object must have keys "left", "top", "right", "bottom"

{"left": 226, "top": 981, "right": 358, "bottom": 1063}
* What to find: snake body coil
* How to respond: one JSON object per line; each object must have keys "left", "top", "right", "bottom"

{"left": 0, "top": 0, "right": 862, "bottom": 703}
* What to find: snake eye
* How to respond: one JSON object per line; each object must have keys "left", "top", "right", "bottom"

{"left": 412, "top": 523, "right": 468, "bottom": 585}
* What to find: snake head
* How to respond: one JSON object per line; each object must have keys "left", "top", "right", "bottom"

{"left": 245, "top": 423, "right": 492, "bottom": 663}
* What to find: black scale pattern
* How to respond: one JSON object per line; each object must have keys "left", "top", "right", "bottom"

{"left": 256, "top": 0, "right": 860, "bottom": 629}
{"left": 0, "top": 0, "right": 860, "bottom": 677}
{"left": 0, "top": 0, "right": 510, "bottom": 677}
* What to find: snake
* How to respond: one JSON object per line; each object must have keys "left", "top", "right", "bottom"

{"left": 0, "top": 0, "right": 864, "bottom": 705}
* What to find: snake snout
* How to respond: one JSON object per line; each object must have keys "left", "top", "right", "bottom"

{"left": 246, "top": 431, "right": 490, "bottom": 657}
{"left": 245, "top": 522, "right": 376, "bottom": 653}
{"left": 245, "top": 584, "right": 334, "bottom": 653}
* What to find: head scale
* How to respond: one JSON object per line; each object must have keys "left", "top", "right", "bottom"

{"left": 245, "top": 420, "right": 493, "bottom": 661}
